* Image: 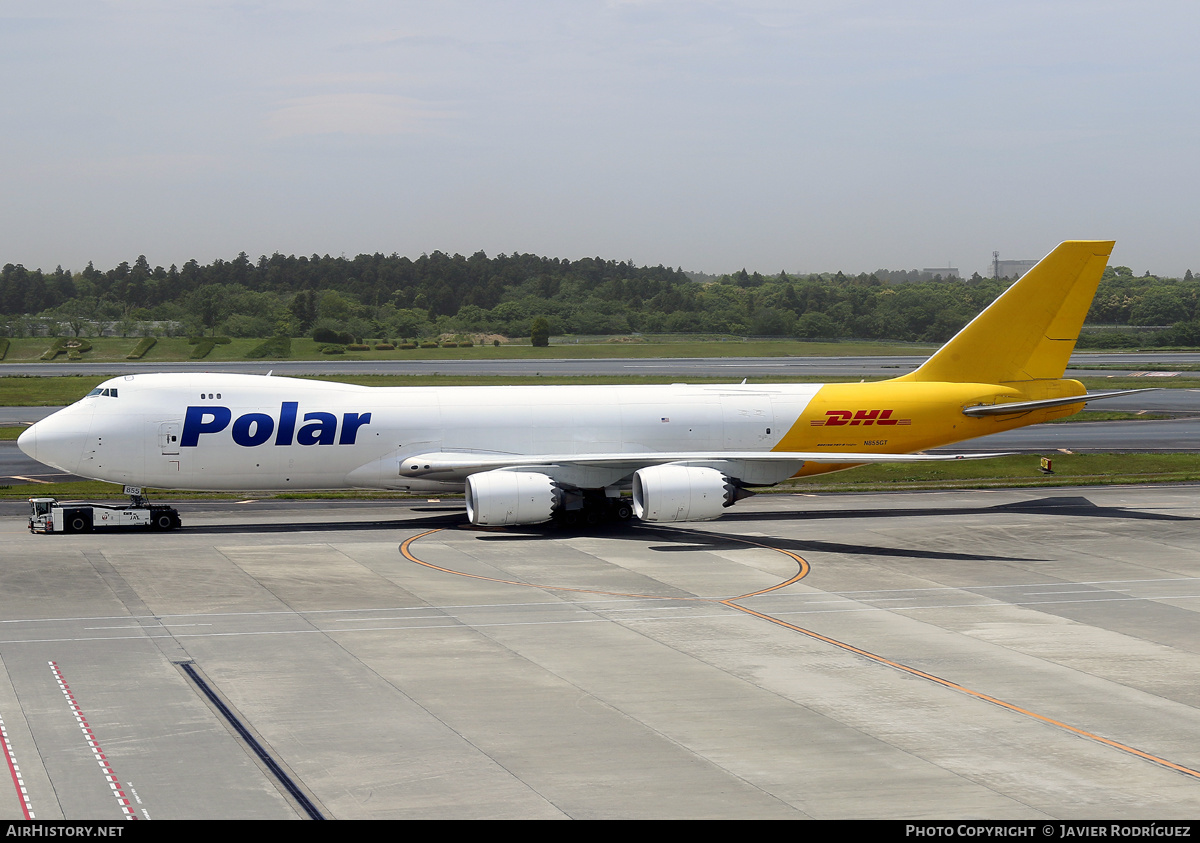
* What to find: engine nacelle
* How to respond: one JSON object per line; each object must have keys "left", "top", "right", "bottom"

{"left": 632, "top": 465, "right": 736, "bottom": 523}
{"left": 465, "top": 470, "right": 561, "bottom": 526}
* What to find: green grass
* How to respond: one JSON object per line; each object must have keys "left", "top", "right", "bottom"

{"left": 0, "top": 376, "right": 108, "bottom": 405}
{"left": 0, "top": 337, "right": 265, "bottom": 363}
{"left": 7, "top": 334, "right": 1200, "bottom": 368}
{"left": 1072, "top": 361, "right": 1200, "bottom": 372}
{"left": 0, "top": 480, "right": 249, "bottom": 501}
{"left": 0, "top": 479, "right": 442, "bottom": 502}
{"left": 1078, "top": 376, "right": 1200, "bottom": 391}
{"left": 780, "top": 453, "right": 1200, "bottom": 493}
{"left": 0, "top": 336, "right": 936, "bottom": 364}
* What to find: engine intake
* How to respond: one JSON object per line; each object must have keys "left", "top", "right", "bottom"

{"left": 465, "top": 470, "right": 562, "bottom": 526}
{"left": 632, "top": 465, "right": 737, "bottom": 523}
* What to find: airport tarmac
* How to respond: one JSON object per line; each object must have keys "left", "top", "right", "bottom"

{"left": 1, "top": 488, "right": 1200, "bottom": 819}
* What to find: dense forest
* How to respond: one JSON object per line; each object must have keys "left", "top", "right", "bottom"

{"left": 1, "top": 251, "right": 1197, "bottom": 347}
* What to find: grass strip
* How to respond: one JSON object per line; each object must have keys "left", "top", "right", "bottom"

{"left": 781, "top": 453, "right": 1200, "bottom": 493}
{"left": 0, "top": 336, "right": 936, "bottom": 363}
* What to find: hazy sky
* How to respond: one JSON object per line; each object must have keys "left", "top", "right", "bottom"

{"left": 3, "top": 1, "right": 1198, "bottom": 277}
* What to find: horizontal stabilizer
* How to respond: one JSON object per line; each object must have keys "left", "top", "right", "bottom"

{"left": 961, "top": 388, "right": 1158, "bottom": 417}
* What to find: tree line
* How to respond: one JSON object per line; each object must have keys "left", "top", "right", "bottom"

{"left": 1, "top": 251, "right": 1197, "bottom": 346}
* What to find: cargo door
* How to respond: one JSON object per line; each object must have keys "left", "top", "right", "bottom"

{"left": 721, "top": 393, "right": 775, "bottom": 450}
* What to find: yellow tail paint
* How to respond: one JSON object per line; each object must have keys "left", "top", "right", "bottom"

{"left": 776, "top": 240, "right": 1115, "bottom": 475}
{"left": 898, "top": 240, "right": 1114, "bottom": 385}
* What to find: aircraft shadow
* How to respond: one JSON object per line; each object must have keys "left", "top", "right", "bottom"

{"left": 172, "top": 495, "right": 1186, "bottom": 564}
{"left": 473, "top": 522, "right": 1037, "bottom": 563}
{"left": 648, "top": 535, "right": 1032, "bottom": 563}
{"left": 719, "top": 495, "right": 1199, "bottom": 524}
{"left": 466, "top": 491, "right": 1199, "bottom": 562}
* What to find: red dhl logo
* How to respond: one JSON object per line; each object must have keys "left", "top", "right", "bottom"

{"left": 810, "top": 409, "right": 912, "bottom": 427}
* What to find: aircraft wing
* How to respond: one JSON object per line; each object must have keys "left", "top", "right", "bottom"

{"left": 397, "top": 449, "right": 1009, "bottom": 478}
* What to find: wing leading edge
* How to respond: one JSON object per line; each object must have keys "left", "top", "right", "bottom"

{"left": 395, "top": 448, "right": 1007, "bottom": 479}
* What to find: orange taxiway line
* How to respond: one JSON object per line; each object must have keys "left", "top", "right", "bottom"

{"left": 402, "top": 525, "right": 1200, "bottom": 781}
{"left": 400, "top": 527, "right": 808, "bottom": 602}
{"left": 720, "top": 600, "right": 1200, "bottom": 781}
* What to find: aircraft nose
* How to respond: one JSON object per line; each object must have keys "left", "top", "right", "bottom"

{"left": 18, "top": 410, "right": 87, "bottom": 474}
{"left": 17, "top": 424, "right": 36, "bottom": 460}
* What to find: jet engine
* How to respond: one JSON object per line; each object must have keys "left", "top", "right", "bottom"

{"left": 632, "top": 465, "right": 738, "bottom": 523}
{"left": 465, "top": 470, "right": 562, "bottom": 526}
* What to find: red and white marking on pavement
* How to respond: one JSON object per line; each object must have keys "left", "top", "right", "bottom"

{"left": 0, "top": 710, "right": 34, "bottom": 819}
{"left": 49, "top": 661, "right": 137, "bottom": 820}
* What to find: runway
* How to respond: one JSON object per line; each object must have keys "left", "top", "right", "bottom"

{"left": 1, "top": 488, "right": 1199, "bottom": 819}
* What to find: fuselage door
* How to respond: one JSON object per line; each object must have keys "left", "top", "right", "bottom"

{"left": 721, "top": 393, "right": 775, "bottom": 450}
{"left": 159, "top": 421, "right": 181, "bottom": 455}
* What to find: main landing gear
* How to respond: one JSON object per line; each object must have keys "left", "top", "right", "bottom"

{"left": 553, "top": 492, "right": 634, "bottom": 528}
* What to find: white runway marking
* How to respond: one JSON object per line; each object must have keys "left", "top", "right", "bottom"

{"left": 49, "top": 661, "right": 138, "bottom": 820}
{"left": 0, "top": 710, "right": 34, "bottom": 818}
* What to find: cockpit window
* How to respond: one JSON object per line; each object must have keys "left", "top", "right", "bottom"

{"left": 86, "top": 387, "right": 119, "bottom": 398}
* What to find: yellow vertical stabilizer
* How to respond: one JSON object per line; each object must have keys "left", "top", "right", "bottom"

{"left": 897, "top": 240, "right": 1114, "bottom": 385}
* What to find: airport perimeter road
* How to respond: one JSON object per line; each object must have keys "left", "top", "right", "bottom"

{"left": 3, "top": 351, "right": 1200, "bottom": 379}
{"left": 1, "top": 489, "right": 1199, "bottom": 819}
{"left": 1090, "top": 389, "right": 1200, "bottom": 413}
{"left": 946, "top": 417, "right": 1200, "bottom": 453}
{"left": 0, "top": 442, "right": 82, "bottom": 484}
{"left": 0, "top": 407, "right": 58, "bottom": 425}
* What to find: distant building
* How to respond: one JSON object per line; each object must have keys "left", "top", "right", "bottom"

{"left": 921, "top": 266, "right": 961, "bottom": 279}
{"left": 992, "top": 255, "right": 1038, "bottom": 279}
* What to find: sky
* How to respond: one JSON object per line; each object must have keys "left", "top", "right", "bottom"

{"left": 2, "top": 1, "right": 1198, "bottom": 278}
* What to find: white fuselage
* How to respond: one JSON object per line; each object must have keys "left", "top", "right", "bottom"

{"left": 20, "top": 373, "right": 821, "bottom": 492}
